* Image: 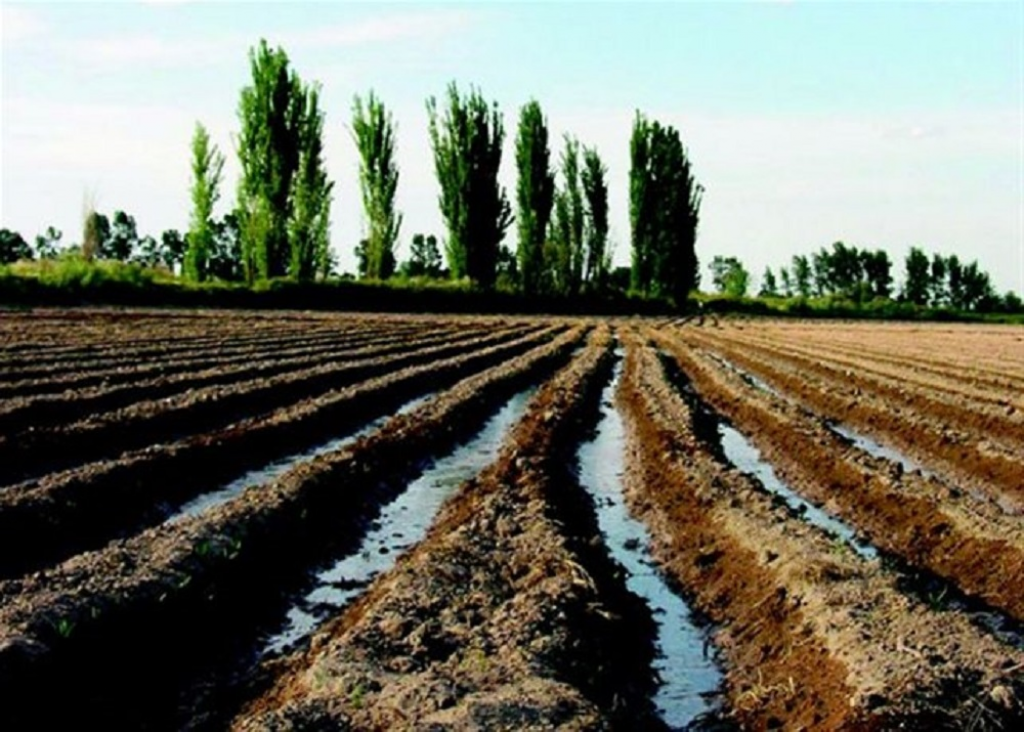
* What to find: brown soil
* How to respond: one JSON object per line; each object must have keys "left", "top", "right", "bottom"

{"left": 232, "top": 328, "right": 663, "bottom": 730}
{"left": 617, "top": 328, "right": 1024, "bottom": 730}
{"left": 1, "top": 309, "right": 1021, "bottom": 730}
{"left": 679, "top": 324, "right": 1024, "bottom": 511}
{"left": 0, "top": 325, "right": 538, "bottom": 485}
{"left": 0, "top": 326, "right": 576, "bottom": 579}
{"left": 0, "top": 319, "right": 583, "bottom": 727}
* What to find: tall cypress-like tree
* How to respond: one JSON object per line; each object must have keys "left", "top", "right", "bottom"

{"left": 629, "top": 112, "right": 702, "bottom": 303}
{"left": 288, "top": 85, "right": 333, "bottom": 281}
{"left": 581, "top": 145, "right": 609, "bottom": 290}
{"left": 352, "top": 91, "right": 402, "bottom": 280}
{"left": 515, "top": 100, "right": 554, "bottom": 295}
{"left": 185, "top": 122, "right": 225, "bottom": 281}
{"left": 427, "top": 83, "right": 512, "bottom": 288}
{"left": 549, "top": 134, "right": 584, "bottom": 296}
{"left": 236, "top": 39, "right": 305, "bottom": 281}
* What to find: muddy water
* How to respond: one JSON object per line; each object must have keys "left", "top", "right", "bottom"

{"left": 691, "top": 356, "right": 1024, "bottom": 650}
{"left": 260, "top": 387, "right": 536, "bottom": 656}
{"left": 706, "top": 353, "right": 781, "bottom": 398}
{"left": 168, "top": 394, "right": 434, "bottom": 522}
{"left": 828, "top": 422, "right": 933, "bottom": 476}
{"left": 718, "top": 424, "right": 879, "bottom": 560}
{"left": 579, "top": 362, "right": 724, "bottom": 729}
{"left": 709, "top": 355, "right": 942, "bottom": 485}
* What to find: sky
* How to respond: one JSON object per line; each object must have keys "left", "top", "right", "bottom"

{"left": 1, "top": 0, "right": 1022, "bottom": 295}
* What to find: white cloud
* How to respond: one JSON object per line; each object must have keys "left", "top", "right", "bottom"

{"left": 1, "top": 5, "right": 47, "bottom": 44}
{"left": 60, "top": 8, "right": 475, "bottom": 70}
{"left": 277, "top": 9, "right": 474, "bottom": 49}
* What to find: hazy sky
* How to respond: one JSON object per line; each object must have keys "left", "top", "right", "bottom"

{"left": 2, "top": 1, "right": 1022, "bottom": 294}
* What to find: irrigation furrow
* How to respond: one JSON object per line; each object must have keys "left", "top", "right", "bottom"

{"left": 0, "top": 326, "right": 536, "bottom": 485}
{"left": 741, "top": 331, "right": 1024, "bottom": 401}
{"left": 744, "top": 322, "right": 1024, "bottom": 380}
{"left": 617, "top": 331, "right": 1024, "bottom": 730}
{"left": 712, "top": 328, "right": 1024, "bottom": 422}
{"left": 0, "top": 324, "right": 424, "bottom": 396}
{"left": 0, "top": 310, "right": 467, "bottom": 375}
{"left": 653, "top": 329, "right": 1024, "bottom": 625}
{"left": 0, "top": 315, "right": 345, "bottom": 370}
{"left": 0, "top": 323, "right": 501, "bottom": 434}
{"left": 0, "top": 317, "right": 431, "bottom": 383}
{"left": 576, "top": 353, "right": 725, "bottom": 728}
{"left": 0, "top": 326, "right": 576, "bottom": 578}
{"left": 680, "top": 328, "right": 1024, "bottom": 510}
{"left": 232, "top": 328, "right": 667, "bottom": 731}
{"left": 0, "top": 323, "right": 585, "bottom": 728}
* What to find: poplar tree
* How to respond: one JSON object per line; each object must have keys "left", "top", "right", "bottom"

{"left": 581, "top": 146, "right": 609, "bottom": 290}
{"left": 427, "top": 83, "right": 512, "bottom": 288}
{"left": 185, "top": 122, "right": 225, "bottom": 281}
{"left": 289, "top": 85, "right": 333, "bottom": 281}
{"left": 629, "top": 112, "right": 702, "bottom": 303}
{"left": 515, "top": 100, "right": 554, "bottom": 295}
{"left": 352, "top": 91, "right": 401, "bottom": 280}
{"left": 549, "top": 134, "right": 584, "bottom": 296}
{"left": 236, "top": 39, "right": 304, "bottom": 281}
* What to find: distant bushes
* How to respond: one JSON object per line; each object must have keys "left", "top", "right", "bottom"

{"left": 2, "top": 258, "right": 1020, "bottom": 323}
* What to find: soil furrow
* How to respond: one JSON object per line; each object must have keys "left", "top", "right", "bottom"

{"left": 0, "top": 326, "right": 531, "bottom": 486}
{"left": 681, "top": 327, "right": 1024, "bottom": 508}
{"left": 0, "top": 317, "right": 442, "bottom": 386}
{"left": 0, "top": 325, "right": 576, "bottom": 580}
{"left": 0, "top": 323, "right": 435, "bottom": 398}
{"left": 653, "top": 328, "right": 1024, "bottom": 625}
{"left": 231, "top": 327, "right": 666, "bottom": 731}
{"left": 0, "top": 316, "right": 353, "bottom": 371}
{"left": 617, "top": 331, "right": 1024, "bottom": 730}
{"left": 0, "top": 323, "right": 582, "bottom": 728}
{"left": 712, "top": 328, "right": 1024, "bottom": 439}
{"left": 0, "top": 323, "right": 503, "bottom": 434}
{"left": 734, "top": 332, "right": 1024, "bottom": 408}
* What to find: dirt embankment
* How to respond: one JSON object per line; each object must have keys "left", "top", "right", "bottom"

{"left": 654, "top": 328, "right": 1024, "bottom": 623}
{"left": 232, "top": 327, "right": 665, "bottom": 731}
{"left": 616, "top": 328, "right": 1023, "bottom": 730}
{"left": 0, "top": 324, "right": 540, "bottom": 485}
{"left": 0, "top": 321, "right": 498, "bottom": 432}
{"left": 0, "top": 323, "right": 583, "bottom": 728}
{"left": 679, "top": 325, "right": 1024, "bottom": 513}
{"left": 0, "top": 326, "right": 576, "bottom": 580}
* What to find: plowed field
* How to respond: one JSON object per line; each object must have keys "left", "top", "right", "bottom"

{"left": 0, "top": 309, "right": 1021, "bottom": 730}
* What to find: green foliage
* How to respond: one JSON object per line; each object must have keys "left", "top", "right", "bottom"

{"left": 106, "top": 210, "right": 139, "bottom": 262}
{"left": 237, "top": 39, "right": 305, "bottom": 281}
{"left": 427, "top": 82, "right": 512, "bottom": 288}
{"left": 185, "top": 122, "right": 225, "bottom": 281}
{"left": 33, "top": 227, "right": 63, "bottom": 260}
{"left": 791, "top": 254, "right": 812, "bottom": 298}
{"left": 709, "top": 255, "right": 750, "bottom": 297}
{"left": 515, "top": 99, "right": 555, "bottom": 296}
{"left": 778, "top": 267, "right": 793, "bottom": 297}
{"left": 209, "top": 213, "right": 244, "bottom": 280}
{"left": 548, "top": 134, "right": 584, "bottom": 296}
{"left": 161, "top": 229, "right": 187, "bottom": 271}
{"left": 759, "top": 266, "right": 778, "bottom": 297}
{"left": 903, "top": 246, "right": 931, "bottom": 305}
{"left": 629, "top": 111, "right": 702, "bottom": 304}
{"left": 581, "top": 145, "right": 609, "bottom": 291}
{"left": 405, "top": 233, "right": 443, "bottom": 278}
{"left": 0, "top": 228, "right": 32, "bottom": 264}
{"left": 352, "top": 91, "right": 400, "bottom": 281}
{"left": 290, "top": 85, "right": 333, "bottom": 281}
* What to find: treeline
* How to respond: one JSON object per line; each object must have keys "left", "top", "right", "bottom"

{"left": 707, "top": 241, "right": 1021, "bottom": 314}
{"left": 1, "top": 38, "right": 700, "bottom": 307}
